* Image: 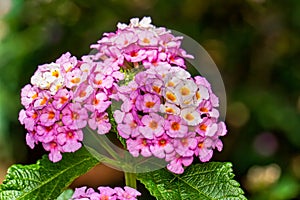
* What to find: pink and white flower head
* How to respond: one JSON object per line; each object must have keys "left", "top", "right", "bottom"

{"left": 19, "top": 17, "right": 227, "bottom": 176}
{"left": 19, "top": 52, "right": 113, "bottom": 162}
{"left": 108, "top": 17, "right": 227, "bottom": 174}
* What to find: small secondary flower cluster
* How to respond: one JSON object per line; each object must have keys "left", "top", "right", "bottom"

{"left": 18, "top": 52, "right": 122, "bottom": 162}
{"left": 114, "top": 64, "right": 226, "bottom": 174}
{"left": 71, "top": 186, "right": 141, "bottom": 200}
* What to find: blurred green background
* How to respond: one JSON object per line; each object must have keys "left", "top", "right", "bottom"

{"left": 0, "top": 0, "right": 299, "bottom": 199}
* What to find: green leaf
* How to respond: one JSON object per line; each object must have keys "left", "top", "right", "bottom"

{"left": 107, "top": 105, "right": 127, "bottom": 148}
{"left": 0, "top": 147, "right": 99, "bottom": 200}
{"left": 57, "top": 189, "right": 73, "bottom": 200}
{"left": 137, "top": 162, "right": 247, "bottom": 200}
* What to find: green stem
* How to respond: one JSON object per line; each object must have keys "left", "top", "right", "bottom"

{"left": 124, "top": 172, "right": 137, "bottom": 189}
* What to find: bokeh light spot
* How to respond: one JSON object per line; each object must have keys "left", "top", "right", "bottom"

{"left": 253, "top": 132, "right": 278, "bottom": 157}
{"left": 227, "top": 102, "right": 250, "bottom": 128}
{"left": 245, "top": 163, "right": 281, "bottom": 192}
{"left": 291, "top": 154, "right": 300, "bottom": 179}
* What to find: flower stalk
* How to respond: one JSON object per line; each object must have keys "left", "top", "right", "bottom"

{"left": 124, "top": 172, "right": 137, "bottom": 189}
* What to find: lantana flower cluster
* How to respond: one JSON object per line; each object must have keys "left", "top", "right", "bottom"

{"left": 91, "top": 17, "right": 227, "bottom": 174}
{"left": 114, "top": 65, "right": 226, "bottom": 174}
{"left": 18, "top": 52, "right": 122, "bottom": 162}
{"left": 18, "top": 17, "right": 227, "bottom": 175}
{"left": 71, "top": 186, "right": 141, "bottom": 200}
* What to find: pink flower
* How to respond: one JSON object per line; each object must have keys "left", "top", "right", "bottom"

{"left": 113, "top": 110, "right": 125, "bottom": 124}
{"left": 98, "top": 186, "right": 117, "bottom": 200}
{"left": 62, "top": 103, "right": 88, "bottom": 129}
{"left": 216, "top": 121, "right": 227, "bottom": 137}
{"left": 126, "top": 136, "right": 152, "bottom": 157}
{"left": 150, "top": 134, "right": 174, "bottom": 159}
{"left": 115, "top": 31, "right": 137, "bottom": 49}
{"left": 35, "top": 125, "right": 57, "bottom": 143}
{"left": 195, "top": 119, "right": 218, "bottom": 137}
{"left": 90, "top": 72, "right": 114, "bottom": 89}
{"left": 173, "top": 132, "right": 197, "bottom": 157}
{"left": 194, "top": 137, "right": 214, "bottom": 162}
{"left": 142, "top": 50, "right": 160, "bottom": 68}
{"left": 159, "top": 33, "right": 181, "bottom": 50}
{"left": 164, "top": 115, "right": 188, "bottom": 138}
{"left": 197, "top": 100, "right": 212, "bottom": 118}
{"left": 119, "top": 90, "right": 139, "bottom": 112}
{"left": 104, "top": 47, "right": 124, "bottom": 68}
{"left": 52, "top": 88, "right": 72, "bottom": 110}
{"left": 85, "top": 92, "right": 111, "bottom": 112}
{"left": 209, "top": 122, "right": 227, "bottom": 151}
{"left": 146, "top": 62, "right": 171, "bottom": 77}
{"left": 88, "top": 111, "right": 111, "bottom": 134}
{"left": 135, "top": 93, "right": 160, "bottom": 113}
{"left": 124, "top": 45, "right": 147, "bottom": 62}
{"left": 26, "top": 131, "right": 37, "bottom": 149}
{"left": 20, "top": 84, "right": 39, "bottom": 108}
{"left": 71, "top": 186, "right": 140, "bottom": 200}
{"left": 139, "top": 113, "right": 164, "bottom": 139}
{"left": 57, "top": 128, "right": 83, "bottom": 152}
{"left": 117, "top": 112, "right": 140, "bottom": 139}
{"left": 167, "top": 155, "right": 194, "bottom": 174}
{"left": 55, "top": 52, "right": 78, "bottom": 73}
{"left": 73, "top": 83, "right": 93, "bottom": 103}
{"left": 33, "top": 91, "right": 50, "bottom": 110}
{"left": 134, "top": 71, "right": 151, "bottom": 87}
{"left": 39, "top": 105, "right": 59, "bottom": 127}
{"left": 114, "top": 186, "right": 141, "bottom": 200}
{"left": 19, "top": 52, "right": 97, "bottom": 162}
{"left": 42, "top": 140, "right": 63, "bottom": 162}
{"left": 19, "top": 109, "right": 39, "bottom": 131}
{"left": 71, "top": 186, "right": 97, "bottom": 200}
{"left": 167, "top": 53, "right": 185, "bottom": 67}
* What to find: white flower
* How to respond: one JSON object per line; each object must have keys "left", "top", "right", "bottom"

{"left": 139, "top": 16, "right": 152, "bottom": 28}
{"left": 194, "top": 85, "right": 209, "bottom": 106}
{"left": 180, "top": 107, "right": 202, "bottom": 126}
{"left": 49, "top": 78, "right": 64, "bottom": 94}
{"left": 31, "top": 70, "right": 43, "bottom": 86}
{"left": 164, "top": 88, "right": 179, "bottom": 105}
{"left": 164, "top": 76, "right": 181, "bottom": 88}
{"left": 138, "top": 30, "right": 158, "bottom": 46}
{"left": 130, "top": 18, "right": 139, "bottom": 27}
{"left": 129, "top": 17, "right": 154, "bottom": 29}
{"left": 117, "top": 22, "right": 128, "bottom": 30}
{"left": 160, "top": 103, "right": 180, "bottom": 115}
{"left": 172, "top": 67, "right": 191, "bottom": 79}
{"left": 30, "top": 63, "right": 64, "bottom": 94}
{"left": 50, "top": 67, "right": 62, "bottom": 79}
{"left": 176, "top": 80, "right": 197, "bottom": 98}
